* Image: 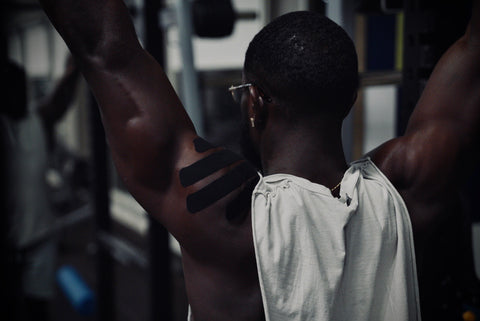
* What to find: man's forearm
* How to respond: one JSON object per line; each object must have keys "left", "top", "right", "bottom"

{"left": 38, "top": 0, "right": 141, "bottom": 69}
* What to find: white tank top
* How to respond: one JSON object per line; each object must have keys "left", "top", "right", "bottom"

{"left": 251, "top": 158, "right": 421, "bottom": 321}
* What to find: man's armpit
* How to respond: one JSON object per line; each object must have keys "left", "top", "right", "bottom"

{"left": 180, "top": 149, "right": 243, "bottom": 187}
{"left": 179, "top": 137, "right": 259, "bottom": 220}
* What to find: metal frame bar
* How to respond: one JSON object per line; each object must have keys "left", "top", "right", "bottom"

{"left": 90, "top": 93, "right": 114, "bottom": 321}
{"left": 144, "top": 0, "right": 172, "bottom": 320}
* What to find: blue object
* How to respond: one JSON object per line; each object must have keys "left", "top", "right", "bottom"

{"left": 56, "top": 265, "right": 95, "bottom": 315}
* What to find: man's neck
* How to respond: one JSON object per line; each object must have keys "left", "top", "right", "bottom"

{"left": 260, "top": 121, "right": 348, "bottom": 190}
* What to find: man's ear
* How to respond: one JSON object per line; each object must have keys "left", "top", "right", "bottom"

{"left": 249, "top": 86, "right": 266, "bottom": 109}
{"left": 249, "top": 85, "right": 267, "bottom": 128}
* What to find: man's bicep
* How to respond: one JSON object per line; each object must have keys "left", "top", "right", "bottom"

{"left": 405, "top": 37, "right": 480, "bottom": 146}
{"left": 398, "top": 35, "right": 480, "bottom": 191}
{"left": 369, "top": 30, "right": 479, "bottom": 197}
{"left": 370, "top": 38, "right": 480, "bottom": 187}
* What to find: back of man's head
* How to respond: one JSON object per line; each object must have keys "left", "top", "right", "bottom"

{"left": 244, "top": 11, "right": 358, "bottom": 120}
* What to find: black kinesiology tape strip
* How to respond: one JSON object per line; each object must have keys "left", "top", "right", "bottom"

{"left": 193, "top": 137, "right": 215, "bottom": 153}
{"left": 186, "top": 161, "right": 257, "bottom": 213}
{"left": 225, "top": 175, "right": 259, "bottom": 222}
{"left": 179, "top": 149, "right": 243, "bottom": 187}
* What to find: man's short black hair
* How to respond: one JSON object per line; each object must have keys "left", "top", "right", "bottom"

{"left": 244, "top": 11, "right": 358, "bottom": 118}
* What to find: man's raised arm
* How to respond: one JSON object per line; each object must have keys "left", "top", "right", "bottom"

{"left": 404, "top": 0, "right": 480, "bottom": 179}
{"left": 37, "top": 0, "right": 260, "bottom": 254}
{"left": 371, "top": 0, "right": 480, "bottom": 230}
{"left": 38, "top": 0, "right": 198, "bottom": 221}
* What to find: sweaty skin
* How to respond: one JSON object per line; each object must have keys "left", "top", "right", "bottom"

{"left": 38, "top": 0, "right": 480, "bottom": 320}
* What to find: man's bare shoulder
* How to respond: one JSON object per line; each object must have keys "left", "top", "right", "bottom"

{"left": 368, "top": 131, "right": 462, "bottom": 232}
{"left": 367, "top": 137, "right": 411, "bottom": 189}
{"left": 376, "top": 122, "right": 466, "bottom": 188}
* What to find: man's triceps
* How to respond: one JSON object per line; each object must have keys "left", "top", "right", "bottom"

{"left": 179, "top": 137, "right": 259, "bottom": 220}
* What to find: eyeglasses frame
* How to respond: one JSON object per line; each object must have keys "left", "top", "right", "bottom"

{"left": 228, "top": 83, "right": 273, "bottom": 104}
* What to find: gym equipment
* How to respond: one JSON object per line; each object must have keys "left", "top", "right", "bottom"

{"left": 56, "top": 265, "right": 95, "bottom": 316}
{"left": 19, "top": 204, "right": 92, "bottom": 253}
{"left": 161, "top": 0, "right": 257, "bottom": 39}
{"left": 192, "top": 0, "right": 235, "bottom": 38}
{"left": 160, "top": 0, "right": 257, "bottom": 138}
